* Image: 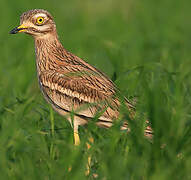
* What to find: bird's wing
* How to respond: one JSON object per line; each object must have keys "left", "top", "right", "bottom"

{"left": 39, "top": 69, "right": 120, "bottom": 122}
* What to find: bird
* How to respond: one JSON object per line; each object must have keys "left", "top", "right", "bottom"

{"left": 9, "top": 9, "right": 152, "bottom": 146}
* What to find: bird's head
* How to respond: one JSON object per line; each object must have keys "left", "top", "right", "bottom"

{"left": 10, "top": 9, "right": 56, "bottom": 38}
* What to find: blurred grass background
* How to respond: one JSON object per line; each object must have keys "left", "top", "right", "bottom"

{"left": 0, "top": 0, "right": 191, "bottom": 179}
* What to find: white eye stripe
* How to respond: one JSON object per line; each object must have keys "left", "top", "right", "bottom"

{"left": 34, "top": 13, "right": 47, "bottom": 19}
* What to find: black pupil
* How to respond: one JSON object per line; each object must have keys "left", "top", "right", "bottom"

{"left": 39, "top": 18, "right": 42, "bottom": 22}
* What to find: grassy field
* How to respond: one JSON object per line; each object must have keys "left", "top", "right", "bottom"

{"left": 0, "top": 0, "right": 191, "bottom": 179}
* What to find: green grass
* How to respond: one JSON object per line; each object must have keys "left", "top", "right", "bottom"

{"left": 0, "top": 0, "right": 191, "bottom": 179}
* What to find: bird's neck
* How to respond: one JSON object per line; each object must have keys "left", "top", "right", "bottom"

{"left": 34, "top": 32, "right": 62, "bottom": 49}
{"left": 34, "top": 32, "right": 64, "bottom": 73}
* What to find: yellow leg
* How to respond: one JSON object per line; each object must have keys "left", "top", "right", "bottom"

{"left": 73, "top": 120, "right": 94, "bottom": 176}
{"left": 86, "top": 137, "right": 94, "bottom": 149}
{"left": 73, "top": 120, "right": 80, "bottom": 146}
{"left": 85, "top": 137, "right": 94, "bottom": 176}
{"left": 74, "top": 131, "right": 80, "bottom": 146}
{"left": 68, "top": 123, "right": 80, "bottom": 172}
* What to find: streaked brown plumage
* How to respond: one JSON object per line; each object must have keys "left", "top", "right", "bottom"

{"left": 10, "top": 9, "right": 152, "bottom": 143}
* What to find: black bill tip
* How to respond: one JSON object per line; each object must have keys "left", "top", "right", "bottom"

{"left": 9, "top": 26, "right": 20, "bottom": 34}
{"left": 9, "top": 26, "right": 26, "bottom": 34}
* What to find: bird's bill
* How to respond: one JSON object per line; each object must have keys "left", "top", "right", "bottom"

{"left": 9, "top": 24, "right": 28, "bottom": 34}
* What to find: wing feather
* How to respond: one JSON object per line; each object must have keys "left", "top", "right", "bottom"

{"left": 39, "top": 70, "right": 120, "bottom": 121}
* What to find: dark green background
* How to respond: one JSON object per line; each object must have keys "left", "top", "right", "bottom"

{"left": 0, "top": 0, "right": 191, "bottom": 179}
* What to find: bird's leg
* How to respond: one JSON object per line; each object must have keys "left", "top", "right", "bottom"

{"left": 68, "top": 117, "right": 80, "bottom": 172}
{"left": 85, "top": 137, "right": 94, "bottom": 176}
{"left": 72, "top": 116, "right": 95, "bottom": 176}
{"left": 73, "top": 122, "right": 80, "bottom": 146}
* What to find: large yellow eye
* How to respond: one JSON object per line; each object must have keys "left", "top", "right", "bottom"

{"left": 36, "top": 17, "right": 44, "bottom": 25}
